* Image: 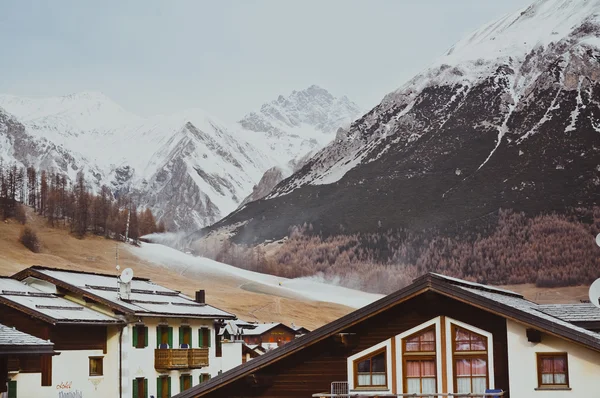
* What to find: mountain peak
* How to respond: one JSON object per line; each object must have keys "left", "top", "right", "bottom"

{"left": 441, "top": 0, "right": 600, "bottom": 67}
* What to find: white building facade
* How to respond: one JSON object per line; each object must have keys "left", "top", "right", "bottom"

{"left": 3, "top": 266, "right": 242, "bottom": 398}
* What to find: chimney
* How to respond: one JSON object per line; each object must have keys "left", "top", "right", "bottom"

{"left": 118, "top": 280, "right": 131, "bottom": 300}
{"left": 195, "top": 290, "right": 205, "bottom": 304}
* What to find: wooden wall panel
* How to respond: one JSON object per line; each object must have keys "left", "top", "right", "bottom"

{"left": 51, "top": 325, "right": 107, "bottom": 351}
{"left": 202, "top": 292, "right": 510, "bottom": 398}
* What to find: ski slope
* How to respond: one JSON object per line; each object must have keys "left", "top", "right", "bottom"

{"left": 128, "top": 242, "right": 383, "bottom": 309}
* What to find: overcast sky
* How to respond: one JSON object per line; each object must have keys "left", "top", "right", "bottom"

{"left": 0, "top": 0, "right": 532, "bottom": 122}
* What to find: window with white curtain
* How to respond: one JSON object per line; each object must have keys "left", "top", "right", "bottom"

{"left": 452, "top": 326, "right": 488, "bottom": 394}
{"left": 537, "top": 353, "right": 569, "bottom": 388}
{"left": 403, "top": 327, "right": 437, "bottom": 394}
{"left": 354, "top": 349, "right": 387, "bottom": 387}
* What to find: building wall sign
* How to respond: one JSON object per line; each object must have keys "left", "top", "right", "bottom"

{"left": 56, "top": 381, "right": 83, "bottom": 397}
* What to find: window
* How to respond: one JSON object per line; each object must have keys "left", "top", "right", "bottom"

{"left": 198, "top": 328, "right": 211, "bottom": 348}
{"left": 199, "top": 373, "right": 211, "bottom": 384}
{"left": 452, "top": 326, "right": 487, "bottom": 394}
{"left": 89, "top": 356, "right": 103, "bottom": 376}
{"left": 133, "top": 325, "right": 148, "bottom": 349}
{"left": 180, "top": 374, "right": 193, "bottom": 391}
{"left": 156, "top": 376, "right": 171, "bottom": 398}
{"left": 156, "top": 326, "right": 173, "bottom": 349}
{"left": 354, "top": 349, "right": 387, "bottom": 387}
{"left": 537, "top": 353, "right": 569, "bottom": 388}
{"left": 179, "top": 326, "right": 191, "bottom": 348}
{"left": 215, "top": 332, "right": 222, "bottom": 358}
{"left": 403, "top": 328, "right": 436, "bottom": 394}
{"left": 132, "top": 378, "right": 148, "bottom": 398}
{"left": 7, "top": 380, "right": 16, "bottom": 398}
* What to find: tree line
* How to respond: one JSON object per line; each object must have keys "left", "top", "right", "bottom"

{"left": 197, "top": 208, "right": 600, "bottom": 294}
{"left": 0, "top": 161, "right": 165, "bottom": 240}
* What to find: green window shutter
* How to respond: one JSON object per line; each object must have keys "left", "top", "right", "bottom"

{"left": 167, "top": 376, "right": 171, "bottom": 397}
{"left": 132, "top": 326, "right": 138, "bottom": 348}
{"left": 7, "top": 380, "right": 16, "bottom": 398}
{"left": 156, "top": 326, "right": 160, "bottom": 348}
{"left": 178, "top": 327, "right": 183, "bottom": 348}
{"left": 144, "top": 378, "right": 148, "bottom": 398}
{"left": 168, "top": 327, "right": 173, "bottom": 348}
{"left": 199, "top": 374, "right": 203, "bottom": 384}
{"left": 157, "top": 377, "right": 162, "bottom": 397}
{"left": 179, "top": 375, "right": 183, "bottom": 393}
{"left": 132, "top": 379, "right": 138, "bottom": 398}
{"left": 207, "top": 329, "right": 211, "bottom": 348}
{"left": 199, "top": 328, "right": 203, "bottom": 347}
{"left": 144, "top": 327, "right": 149, "bottom": 348}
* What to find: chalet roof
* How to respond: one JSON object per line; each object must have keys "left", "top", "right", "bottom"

{"left": 12, "top": 266, "right": 236, "bottom": 320}
{"left": 0, "top": 277, "right": 121, "bottom": 325}
{"left": 239, "top": 323, "right": 282, "bottom": 336}
{"left": 537, "top": 303, "right": 600, "bottom": 322}
{"left": 174, "top": 272, "right": 600, "bottom": 398}
{"left": 0, "top": 323, "right": 55, "bottom": 355}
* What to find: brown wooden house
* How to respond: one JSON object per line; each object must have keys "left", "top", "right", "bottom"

{"left": 173, "top": 273, "right": 600, "bottom": 398}
{"left": 239, "top": 323, "right": 298, "bottom": 350}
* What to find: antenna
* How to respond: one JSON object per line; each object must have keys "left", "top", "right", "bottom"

{"left": 120, "top": 268, "right": 134, "bottom": 283}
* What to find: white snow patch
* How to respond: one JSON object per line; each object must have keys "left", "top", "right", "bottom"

{"left": 128, "top": 243, "right": 383, "bottom": 309}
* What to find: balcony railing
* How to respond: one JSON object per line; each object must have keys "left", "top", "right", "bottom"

{"left": 154, "top": 348, "right": 209, "bottom": 370}
{"left": 188, "top": 348, "right": 209, "bottom": 368}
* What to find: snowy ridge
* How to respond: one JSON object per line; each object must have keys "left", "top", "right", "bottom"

{"left": 268, "top": 0, "right": 600, "bottom": 197}
{"left": 238, "top": 85, "right": 362, "bottom": 168}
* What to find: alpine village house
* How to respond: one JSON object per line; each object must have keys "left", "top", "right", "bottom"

{"left": 0, "top": 266, "right": 247, "bottom": 398}
{"left": 174, "top": 273, "right": 600, "bottom": 398}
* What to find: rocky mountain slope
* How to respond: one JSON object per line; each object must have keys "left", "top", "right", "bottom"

{"left": 205, "top": 0, "right": 600, "bottom": 244}
{"left": 0, "top": 87, "right": 360, "bottom": 230}
{"left": 239, "top": 85, "right": 362, "bottom": 167}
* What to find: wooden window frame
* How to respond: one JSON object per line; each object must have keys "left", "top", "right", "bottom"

{"left": 180, "top": 374, "right": 193, "bottom": 392}
{"left": 402, "top": 326, "right": 437, "bottom": 394}
{"left": 89, "top": 356, "right": 103, "bottom": 377}
{"left": 353, "top": 347, "right": 387, "bottom": 389}
{"left": 451, "top": 325, "right": 489, "bottom": 393}
{"left": 536, "top": 353, "right": 569, "bottom": 389}
{"left": 133, "top": 325, "right": 148, "bottom": 349}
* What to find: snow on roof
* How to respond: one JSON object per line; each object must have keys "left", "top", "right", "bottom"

{"left": 458, "top": 286, "right": 600, "bottom": 343}
{"left": 241, "top": 323, "right": 282, "bottom": 336}
{"left": 428, "top": 273, "right": 523, "bottom": 297}
{"left": 0, "top": 278, "right": 120, "bottom": 323}
{"left": 0, "top": 323, "right": 53, "bottom": 347}
{"left": 537, "top": 303, "right": 600, "bottom": 322}
{"left": 29, "top": 267, "right": 235, "bottom": 319}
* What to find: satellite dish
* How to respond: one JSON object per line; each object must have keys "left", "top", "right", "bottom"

{"left": 596, "top": 233, "right": 600, "bottom": 248}
{"left": 589, "top": 278, "right": 600, "bottom": 309}
{"left": 120, "top": 268, "right": 134, "bottom": 283}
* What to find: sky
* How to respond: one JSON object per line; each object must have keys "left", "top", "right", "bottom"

{"left": 0, "top": 0, "right": 533, "bottom": 122}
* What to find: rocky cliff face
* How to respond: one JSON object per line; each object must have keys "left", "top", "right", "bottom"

{"left": 205, "top": 0, "right": 600, "bottom": 243}
{"left": 238, "top": 85, "right": 362, "bottom": 167}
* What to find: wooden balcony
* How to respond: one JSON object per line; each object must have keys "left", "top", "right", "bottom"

{"left": 188, "top": 348, "right": 209, "bottom": 368}
{"left": 154, "top": 348, "right": 209, "bottom": 370}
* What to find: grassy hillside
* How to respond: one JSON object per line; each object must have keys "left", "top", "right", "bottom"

{"left": 0, "top": 210, "right": 589, "bottom": 333}
{"left": 0, "top": 209, "right": 351, "bottom": 330}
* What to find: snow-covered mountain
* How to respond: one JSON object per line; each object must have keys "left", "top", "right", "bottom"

{"left": 205, "top": 0, "right": 600, "bottom": 243}
{"left": 239, "top": 85, "right": 362, "bottom": 171}
{"left": 0, "top": 87, "right": 360, "bottom": 230}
